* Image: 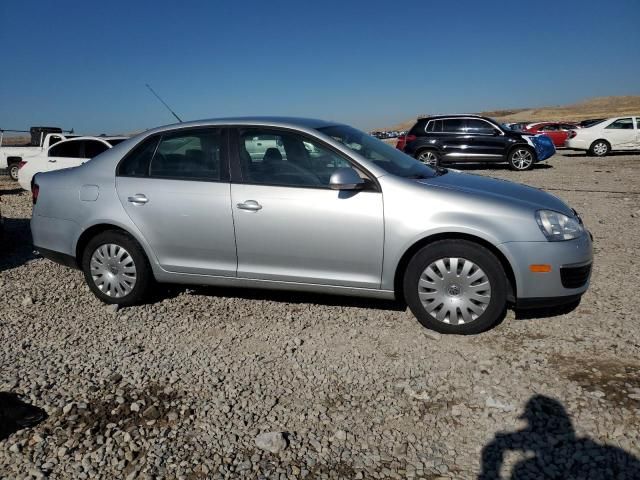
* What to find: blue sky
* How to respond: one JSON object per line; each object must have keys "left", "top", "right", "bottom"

{"left": 1, "top": 0, "right": 639, "bottom": 134}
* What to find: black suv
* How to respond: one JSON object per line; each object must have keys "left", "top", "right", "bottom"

{"left": 397, "top": 115, "right": 549, "bottom": 171}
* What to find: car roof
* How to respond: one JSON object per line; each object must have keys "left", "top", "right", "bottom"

{"left": 53, "top": 136, "right": 125, "bottom": 145}
{"left": 416, "top": 114, "right": 488, "bottom": 121}
{"left": 143, "top": 117, "right": 341, "bottom": 135}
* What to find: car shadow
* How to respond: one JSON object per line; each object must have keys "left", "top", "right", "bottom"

{"left": 0, "top": 392, "right": 47, "bottom": 441}
{"left": 166, "top": 284, "right": 407, "bottom": 312}
{"left": 562, "top": 151, "right": 639, "bottom": 158}
{"left": 0, "top": 217, "right": 38, "bottom": 273}
{"left": 513, "top": 299, "right": 580, "bottom": 320}
{"left": 449, "top": 163, "right": 552, "bottom": 171}
{"left": 477, "top": 394, "right": 640, "bottom": 479}
{"left": 0, "top": 187, "right": 24, "bottom": 195}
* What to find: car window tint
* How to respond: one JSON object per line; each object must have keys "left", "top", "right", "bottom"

{"left": 409, "top": 120, "right": 428, "bottom": 136}
{"left": 442, "top": 119, "right": 465, "bottom": 133}
{"left": 48, "top": 140, "right": 82, "bottom": 158}
{"left": 118, "top": 136, "right": 160, "bottom": 177}
{"left": 239, "top": 128, "right": 356, "bottom": 188}
{"left": 540, "top": 124, "right": 559, "bottom": 131}
{"left": 149, "top": 129, "right": 225, "bottom": 181}
{"left": 559, "top": 124, "right": 575, "bottom": 130}
{"left": 83, "top": 140, "right": 109, "bottom": 158}
{"left": 465, "top": 119, "right": 495, "bottom": 134}
{"left": 606, "top": 118, "right": 634, "bottom": 130}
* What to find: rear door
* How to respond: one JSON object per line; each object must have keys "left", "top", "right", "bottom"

{"left": 603, "top": 118, "right": 636, "bottom": 149}
{"left": 438, "top": 118, "right": 469, "bottom": 160}
{"left": 116, "top": 128, "right": 237, "bottom": 276}
{"left": 46, "top": 140, "right": 86, "bottom": 172}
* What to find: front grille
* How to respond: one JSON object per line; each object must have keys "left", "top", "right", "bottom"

{"left": 560, "top": 264, "right": 592, "bottom": 289}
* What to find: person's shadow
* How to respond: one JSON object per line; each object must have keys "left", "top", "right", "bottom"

{"left": 0, "top": 392, "right": 47, "bottom": 441}
{"left": 478, "top": 395, "right": 640, "bottom": 479}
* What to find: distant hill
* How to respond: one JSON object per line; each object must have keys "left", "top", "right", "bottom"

{"left": 386, "top": 95, "right": 640, "bottom": 131}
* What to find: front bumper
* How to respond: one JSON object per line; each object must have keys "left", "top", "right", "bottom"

{"left": 498, "top": 232, "right": 593, "bottom": 302}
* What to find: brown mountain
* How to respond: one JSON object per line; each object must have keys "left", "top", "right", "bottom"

{"left": 386, "top": 95, "right": 640, "bottom": 131}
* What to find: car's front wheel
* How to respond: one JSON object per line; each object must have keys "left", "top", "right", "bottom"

{"left": 508, "top": 147, "right": 534, "bottom": 171}
{"left": 403, "top": 240, "right": 508, "bottom": 334}
{"left": 415, "top": 149, "right": 440, "bottom": 168}
{"left": 589, "top": 140, "right": 610, "bottom": 157}
{"left": 81, "top": 230, "right": 152, "bottom": 306}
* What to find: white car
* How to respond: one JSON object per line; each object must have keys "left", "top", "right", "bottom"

{"left": 18, "top": 136, "right": 127, "bottom": 190}
{"left": 566, "top": 116, "right": 640, "bottom": 156}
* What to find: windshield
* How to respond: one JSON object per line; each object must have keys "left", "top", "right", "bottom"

{"left": 317, "top": 125, "right": 437, "bottom": 179}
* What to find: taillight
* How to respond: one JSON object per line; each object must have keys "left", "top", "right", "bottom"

{"left": 18, "top": 161, "right": 27, "bottom": 169}
{"left": 568, "top": 130, "right": 577, "bottom": 139}
{"left": 396, "top": 134, "right": 416, "bottom": 151}
{"left": 31, "top": 183, "right": 39, "bottom": 205}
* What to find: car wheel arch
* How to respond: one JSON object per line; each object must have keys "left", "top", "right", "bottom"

{"left": 392, "top": 232, "right": 517, "bottom": 304}
{"left": 74, "top": 223, "right": 156, "bottom": 272}
{"left": 507, "top": 143, "right": 535, "bottom": 159}
{"left": 590, "top": 139, "right": 610, "bottom": 149}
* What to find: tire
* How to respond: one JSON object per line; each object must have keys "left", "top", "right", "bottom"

{"left": 81, "top": 230, "right": 152, "bottom": 306}
{"left": 588, "top": 140, "right": 610, "bottom": 157}
{"left": 415, "top": 149, "right": 440, "bottom": 168}
{"left": 508, "top": 147, "right": 535, "bottom": 171}
{"left": 9, "top": 163, "right": 20, "bottom": 181}
{"left": 403, "top": 240, "right": 508, "bottom": 335}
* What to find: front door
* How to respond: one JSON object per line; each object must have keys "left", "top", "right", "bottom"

{"left": 230, "top": 127, "right": 384, "bottom": 288}
{"left": 116, "top": 128, "right": 237, "bottom": 276}
{"left": 463, "top": 118, "right": 507, "bottom": 161}
{"left": 603, "top": 118, "right": 636, "bottom": 149}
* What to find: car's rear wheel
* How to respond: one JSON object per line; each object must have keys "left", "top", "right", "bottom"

{"left": 81, "top": 230, "right": 152, "bottom": 306}
{"left": 508, "top": 147, "right": 534, "bottom": 171}
{"left": 589, "top": 140, "right": 610, "bottom": 157}
{"left": 403, "top": 240, "right": 507, "bottom": 334}
{"left": 9, "top": 163, "right": 20, "bottom": 181}
{"left": 415, "top": 149, "right": 440, "bottom": 168}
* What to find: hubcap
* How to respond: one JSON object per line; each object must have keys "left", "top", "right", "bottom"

{"left": 512, "top": 149, "right": 533, "bottom": 170}
{"left": 418, "top": 151, "right": 438, "bottom": 166}
{"left": 90, "top": 243, "right": 137, "bottom": 298}
{"left": 10, "top": 166, "right": 19, "bottom": 180}
{"left": 418, "top": 257, "right": 491, "bottom": 325}
{"left": 594, "top": 143, "right": 607, "bottom": 156}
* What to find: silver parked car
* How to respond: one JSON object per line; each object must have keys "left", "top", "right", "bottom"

{"left": 31, "top": 117, "right": 593, "bottom": 334}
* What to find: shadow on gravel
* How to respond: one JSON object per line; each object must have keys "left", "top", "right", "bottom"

{"left": 0, "top": 187, "right": 24, "bottom": 195}
{"left": 447, "top": 163, "right": 552, "bottom": 171}
{"left": 0, "top": 392, "right": 47, "bottom": 441}
{"left": 181, "top": 285, "right": 407, "bottom": 311}
{"left": 513, "top": 300, "right": 580, "bottom": 320}
{"left": 0, "top": 218, "right": 38, "bottom": 273}
{"left": 562, "top": 151, "right": 640, "bottom": 158}
{"left": 478, "top": 395, "right": 640, "bottom": 479}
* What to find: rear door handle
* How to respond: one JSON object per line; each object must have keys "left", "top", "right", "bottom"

{"left": 127, "top": 194, "right": 148, "bottom": 205}
{"left": 48, "top": 159, "right": 57, "bottom": 163}
{"left": 237, "top": 200, "right": 262, "bottom": 211}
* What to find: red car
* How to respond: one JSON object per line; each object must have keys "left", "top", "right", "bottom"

{"left": 523, "top": 122, "right": 579, "bottom": 148}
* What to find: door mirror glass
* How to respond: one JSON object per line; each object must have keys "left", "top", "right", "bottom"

{"left": 493, "top": 128, "right": 502, "bottom": 136}
{"left": 329, "top": 167, "right": 365, "bottom": 190}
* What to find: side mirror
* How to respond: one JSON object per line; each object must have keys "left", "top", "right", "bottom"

{"left": 329, "top": 167, "right": 365, "bottom": 190}
{"left": 492, "top": 128, "right": 502, "bottom": 136}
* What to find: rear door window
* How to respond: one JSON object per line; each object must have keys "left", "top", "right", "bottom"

{"left": 48, "top": 141, "right": 83, "bottom": 158}
{"left": 442, "top": 119, "right": 465, "bottom": 133}
{"left": 606, "top": 118, "right": 634, "bottom": 130}
{"left": 82, "top": 140, "right": 110, "bottom": 158}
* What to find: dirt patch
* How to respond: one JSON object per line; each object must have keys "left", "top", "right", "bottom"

{"left": 550, "top": 355, "right": 640, "bottom": 409}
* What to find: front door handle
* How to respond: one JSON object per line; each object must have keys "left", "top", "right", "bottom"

{"left": 127, "top": 194, "right": 149, "bottom": 205}
{"left": 237, "top": 200, "right": 262, "bottom": 211}
{"left": 48, "top": 159, "right": 57, "bottom": 163}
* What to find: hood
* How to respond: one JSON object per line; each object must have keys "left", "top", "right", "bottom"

{"left": 418, "top": 171, "right": 573, "bottom": 215}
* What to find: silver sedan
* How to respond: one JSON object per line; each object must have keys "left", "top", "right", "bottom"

{"left": 31, "top": 117, "right": 593, "bottom": 334}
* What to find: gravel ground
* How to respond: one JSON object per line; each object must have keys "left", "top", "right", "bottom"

{"left": 1, "top": 151, "right": 640, "bottom": 479}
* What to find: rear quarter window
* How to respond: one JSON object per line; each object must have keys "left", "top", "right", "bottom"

{"left": 409, "top": 120, "right": 428, "bottom": 136}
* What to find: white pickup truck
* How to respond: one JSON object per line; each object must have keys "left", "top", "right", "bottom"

{"left": 0, "top": 127, "right": 76, "bottom": 180}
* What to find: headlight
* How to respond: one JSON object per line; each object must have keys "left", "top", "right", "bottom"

{"left": 536, "top": 210, "right": 584, "bottom": 241}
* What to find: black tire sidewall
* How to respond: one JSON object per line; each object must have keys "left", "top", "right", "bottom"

{"left": 403, "top": 240, "right": 507, "bottom": 335}
{"left": 81, "top": 230, "right": 152, "bottom": 306}
{"left": 508, "top": 147, "right": 534, "bottom": 171}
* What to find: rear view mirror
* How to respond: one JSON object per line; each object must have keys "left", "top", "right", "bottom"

{"left": 329, "top": 167, "right": 365, "bottom": 190}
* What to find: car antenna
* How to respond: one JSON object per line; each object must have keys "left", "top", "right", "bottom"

{"left": 145, "top": 83, "right": 183, "bottom": 123}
